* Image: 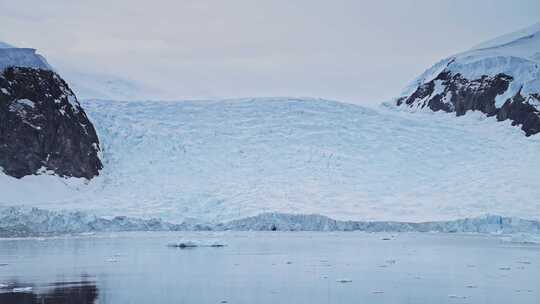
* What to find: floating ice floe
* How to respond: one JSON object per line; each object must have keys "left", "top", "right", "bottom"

{"left": 448, "top": 294, "right": 467, "bottom": 299}
{"left": 0, "top": 283, "right": 8, "bottom": 288}
{"left": 372, "top": 290, "right": 384, "bottom": 294}
{"left": 167, "top": 240, "right": 226, "bottom": 249}
{"left": 12, "top": 287, "right": 32, "bottom": 293}
{"left": 503, "top": 234, "right": 540, "bottom": 245}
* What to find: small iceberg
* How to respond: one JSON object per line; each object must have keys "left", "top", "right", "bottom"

{"left": 336, "top": 279, "right": 352, "bottom": 283}
{"left": 167, "top": 241, "right": 198, "bottom": 248}
{"left": 448, "top": 294, "right": 467, "bottom": 299}
{"left": 167, "top": 240, "right": 226, "bottom": 249}
{"left": 12, "top": 287, "right": 32, "bottom": 293}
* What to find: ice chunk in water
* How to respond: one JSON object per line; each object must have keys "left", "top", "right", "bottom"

{"left": 167, "top": 239, "right": 226, "bottom": 248}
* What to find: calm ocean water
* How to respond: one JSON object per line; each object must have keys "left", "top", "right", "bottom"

{"left": 0, "top": 231, "right": 538, "bottom": 303}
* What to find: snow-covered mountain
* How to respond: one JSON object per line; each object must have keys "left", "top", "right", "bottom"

{"left": 2, "top": 24, "right": 540, "bottom": 228}
{"left": 1, "top": 98, "right": 539, "bottom": 224}
{"left": 397, "top": 22, "right": 540, "bottom": 135}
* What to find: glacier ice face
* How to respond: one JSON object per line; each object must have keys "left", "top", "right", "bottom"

{"left": 1, "top": 98, "right": 540, "bottom": 224}
{"left": 1, "top": 206, "right": 539, "bottom": 237}
{"left": 220, "top": 212, "right": 540, "bottom": 234}
{"left": 0, "top": 206, "right": 184, "bottom": 237}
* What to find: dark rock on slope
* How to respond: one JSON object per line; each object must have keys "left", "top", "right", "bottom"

{"left": 0, "top": 67, "right": 102, "bottom": 179}
{"left": 396, "top": 23, "right": 540, "bottom": 136}
{"left": 497, "top": 92, "right": 540, "bottom": 136}
{"left": 397, "top": 71, "right": 540, "bottom": 136}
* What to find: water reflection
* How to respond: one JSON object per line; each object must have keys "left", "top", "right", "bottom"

{"left": 0, "top": 279, "right": 98, "bottom": 304}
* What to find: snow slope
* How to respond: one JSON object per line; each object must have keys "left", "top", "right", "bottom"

{"left": 0, "top": 42, "right": 14, "bottom": 49}
{"left": 402, "top": 22, "right": 540, "bottom": 106}
{"left": 0, "top": 41, "right": 156, "bottom": 101}
{"left": 0, "top": 41, "right": 51, "bottom": 71}
{"left": 471, "top": 22, "right": 540, "bottom": 50}
{"left": 1, "top": 98, "right": 540, "bottom": 223}
{"left": 57, "top": 68, "right": 164, "bottom": 101}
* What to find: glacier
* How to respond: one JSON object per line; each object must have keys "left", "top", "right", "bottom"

{"left": 1, "top": 206, "right": 539, "bottom": 238}
{"left": 1, "top": 97, "right": 540, "bottom": 225}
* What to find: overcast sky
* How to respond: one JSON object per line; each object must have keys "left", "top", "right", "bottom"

{"left": 1, "top": 0, "right": 539, "bottom": 104}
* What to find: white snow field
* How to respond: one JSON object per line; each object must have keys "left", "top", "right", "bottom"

{"left": 1, "top": 97, "right": 540, "bottom": 224}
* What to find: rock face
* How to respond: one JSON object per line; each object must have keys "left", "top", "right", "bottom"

{"left": 0, "top": 67, "right": 102, "bottom": 179}
{"left": 396, "top": 71, "right": 540, "bottom": 136}
{"left": 497, "top": 92, "right": 540, "bottom": 136}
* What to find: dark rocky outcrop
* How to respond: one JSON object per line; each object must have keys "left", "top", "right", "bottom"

{"left": 397, "top": 71, "right": 540, "bottom": 136}
{"left": 0, "top": 67, "right": 102, "bottom": 179}
{"left": 497, "top": 92, "right": 540, "bottom": 136}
